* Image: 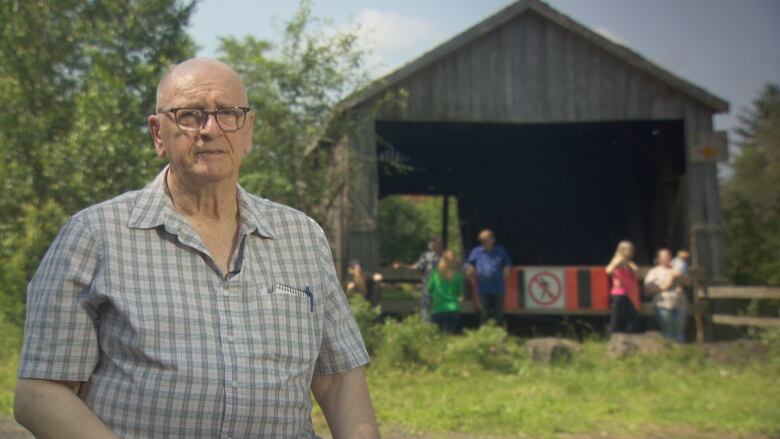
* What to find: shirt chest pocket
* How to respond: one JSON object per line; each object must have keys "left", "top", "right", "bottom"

{"left": 252, "top": 283, "right": 318, "bottom": 367}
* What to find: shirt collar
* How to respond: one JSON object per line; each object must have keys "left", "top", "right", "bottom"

{"left": 127, "top": 166, "right": 276, "bottom": 239}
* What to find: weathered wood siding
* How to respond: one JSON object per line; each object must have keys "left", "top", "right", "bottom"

{"left": 374, "top": 12, "right": 693, "bottom": 124}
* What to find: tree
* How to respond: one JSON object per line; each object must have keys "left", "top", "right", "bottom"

{"left": 721, "top": 83, "right": 780, "bottom": 285}
{"left": 378, "top": 196, "right": 433, "bottom": 265}
{"left": 0, "top": 0, "right": 197, "bottom": 325}
{"left": 217, "top": 1, "right": 371, "bottom": 226}
{"left": 377, "top": 195, "right": 462, "bottom": 265}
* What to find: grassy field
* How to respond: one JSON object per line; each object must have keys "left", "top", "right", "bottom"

{"left": 361, "top": 341, "right": 780, "bottom": 438}
{"left": 3, "top": 311, "right": 779, "bottom": 438}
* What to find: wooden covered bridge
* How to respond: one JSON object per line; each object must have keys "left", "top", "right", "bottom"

{"left": 326, "top": 0, "right": 730, "bottom": 290}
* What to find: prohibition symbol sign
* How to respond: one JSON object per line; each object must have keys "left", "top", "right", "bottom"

{"left": 528, "top": 271, "right": 562, "bottom": 306}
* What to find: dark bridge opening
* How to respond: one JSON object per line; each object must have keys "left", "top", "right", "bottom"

{"left": 376, "top": 120, "right": 686, "bottom": 266}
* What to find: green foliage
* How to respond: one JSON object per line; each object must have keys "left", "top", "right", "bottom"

{"left": 378, "top": 195, "right": 461, "bottom": 265}
{"left": 0, "top": 0, "right": 196, "bottom": 325}
{"left": 722, "top": 83, "right": 780, "bottom": 286}
{"left": 373, "top": 315, "right": 444, "bottom": 370}
{"left": 0, "top": 307, "right": 22, "bottom": 416}
{"left": 348, "top": 295, "right": 382, "bottom": 355}
{"left": 378, "top": 196, "right": 432, "bottom": 265}
{"left": 217, "top": 1, "right": 370, "bottom": 225}
{"left": 759, "top": 327, "right": 780, "bottom": 368}
{"left": 441, "top": 324, "right": 524, "bottom": 374}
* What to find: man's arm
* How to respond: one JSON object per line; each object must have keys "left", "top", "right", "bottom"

{"left": 311, "top": 366, "right": 379, "bottom": 439}
{"left": 502, "top": 247, "right": 512, "bottom": 278}
{"left": 14, "top": 378, "right": 119, "bottom": 439}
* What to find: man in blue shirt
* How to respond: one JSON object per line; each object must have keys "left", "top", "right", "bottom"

{"left": 466, "top": 229, "right": 513, "bottom": 325}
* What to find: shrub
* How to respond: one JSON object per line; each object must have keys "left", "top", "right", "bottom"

{"left": 759, "top": 327, "right": 780, "bottom": 369}
{"left": 374, "top": 314, "right": 443, "bottom": 369}
{"left": 441, "top": 323, "right": 524, "bottom": 373}
{"left": 349, "top": 295, "right": 382, "bottom": 355}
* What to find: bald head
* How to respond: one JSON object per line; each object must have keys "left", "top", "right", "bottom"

{"left": 155, "top": 58, "right": 247, "bottom": 111}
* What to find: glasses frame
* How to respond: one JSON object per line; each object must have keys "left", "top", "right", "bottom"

{"left": 157, "top": 106, "right": 251, "bottom": 132}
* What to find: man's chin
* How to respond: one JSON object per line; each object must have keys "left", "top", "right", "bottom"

{"left": 175, "top": 165, "right": 237, "bottom": 185}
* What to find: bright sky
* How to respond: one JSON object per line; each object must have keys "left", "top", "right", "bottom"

{"left": 190, "top": 0, "right": 780, "bottom": 143}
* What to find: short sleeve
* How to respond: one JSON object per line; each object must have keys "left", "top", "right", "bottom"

{"left": 18, "top": 215, "right": 101, "bottom": 381}
{"left": 311, "top": 224, "right": 370, "bottom": 376}
{"left": 501, "top": 247, "right": 513, "bottom": 267}
{"left": 465, "top": 248, "right": 477, "bottom": 267}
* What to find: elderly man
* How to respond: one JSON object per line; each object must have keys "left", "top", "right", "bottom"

{"left": 14, "top": 58, "right": 379, "bottom": 439}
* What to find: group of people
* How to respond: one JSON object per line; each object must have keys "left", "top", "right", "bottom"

{"left": 394, "top": 229, "right": 513, "bottom": 333}
{"left": 607, "top": 241, "right": 691, "bottom": 342}
{"left": 395, "top": 233, "right": 692, "bottom": 343}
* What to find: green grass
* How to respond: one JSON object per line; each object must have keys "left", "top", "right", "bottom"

{"left": 0, "top": 319, "right": 21, "bottom": 417}
{"left": 365, "top": 339, "right": 780, "bottom": 438}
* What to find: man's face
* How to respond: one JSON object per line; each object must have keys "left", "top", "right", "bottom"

{"left": 148, "top": 61, "right": 254, "bottom": 185}
{"left": 482, "top": 236, "right": 495, "bottom": 250}
{"left": 658, "top": 249, "right": 672, "bottom": 265}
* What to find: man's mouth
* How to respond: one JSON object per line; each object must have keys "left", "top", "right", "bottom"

{"left": 195, "top": 149, "right": 225, "bottom": 157}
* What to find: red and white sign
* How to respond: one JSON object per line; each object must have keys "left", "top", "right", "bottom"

{"left": 524, "top": 268, "right": 566, "bottom": 309}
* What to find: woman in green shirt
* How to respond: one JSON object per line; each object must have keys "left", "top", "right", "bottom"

{"left": 427, "top": 250, "right": 463, "bottom": 333}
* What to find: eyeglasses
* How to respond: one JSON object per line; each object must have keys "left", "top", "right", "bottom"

{"left": 157, "top": 106, "right": 251, "bottom": 132}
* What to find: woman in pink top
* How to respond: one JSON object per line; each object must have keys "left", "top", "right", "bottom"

{"left": 606, "top": 241, "right": 640, "bottom": 333}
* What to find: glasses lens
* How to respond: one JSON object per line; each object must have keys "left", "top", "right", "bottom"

{"left": 216, "top": 108, "right": 245, "bottom": 131}
{"left": 176, "top": 109, "right": 204, "bottom": 130}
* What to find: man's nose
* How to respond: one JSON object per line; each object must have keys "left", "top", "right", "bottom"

{"left": 198, "top": 112, "right": 222, "bottom": 137}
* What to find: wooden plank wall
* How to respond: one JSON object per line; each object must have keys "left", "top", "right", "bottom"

{"left": 336, "top": 10, "right": 726, "bottom": 281}
{"left": 375, "top": 12, "right": 692, "bottom": 124}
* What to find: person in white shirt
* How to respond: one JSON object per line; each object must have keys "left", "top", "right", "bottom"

{"left": 644, "top": 248, "right": 691, "bottom": 342}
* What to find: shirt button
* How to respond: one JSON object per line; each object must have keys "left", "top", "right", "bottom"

{"left": 223, "top": 289, "right": 230, "bottom": 297}
{"left": 231, "top": 381, "right": 238, "bottom": 388}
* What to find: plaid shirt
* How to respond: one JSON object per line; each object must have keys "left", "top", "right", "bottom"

{"left": 18, "top": 168, "right": 369, "bottom": 438}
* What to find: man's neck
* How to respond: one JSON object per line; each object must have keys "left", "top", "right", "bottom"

{"left": 165, "top": 169, "right": 239, "bottom": 222}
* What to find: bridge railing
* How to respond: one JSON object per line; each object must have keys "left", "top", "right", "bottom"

{"left": 697, "top": 285, "right": 780, "bottom": 329}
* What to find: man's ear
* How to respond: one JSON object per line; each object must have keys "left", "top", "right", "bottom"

{"left": 148, "top": 114, "right": 167, "bottom": 158}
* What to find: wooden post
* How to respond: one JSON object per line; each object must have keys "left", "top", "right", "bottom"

{"left": 442, "top": 195, "right": 449, "bottom": 249}
{"left": 691, "top": 273, "right": 708, "bottom": 343}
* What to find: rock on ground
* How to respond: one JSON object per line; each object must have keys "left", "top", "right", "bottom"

{"left": 607, "top": 331, "right": 671, "bottom": 359}
{"left": 525, "top": 337, "right": 583, "bottom": 363}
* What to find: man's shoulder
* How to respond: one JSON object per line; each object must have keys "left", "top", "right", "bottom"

{"left": 241, "top": 192, "right": 325, "bottom": 238}
{"left": 70, "top": 190, "right": 142, "bottom": 226}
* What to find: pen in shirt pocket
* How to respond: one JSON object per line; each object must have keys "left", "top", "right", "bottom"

{"left": 304, "top": 287, "right": 314, "bottom": 312}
